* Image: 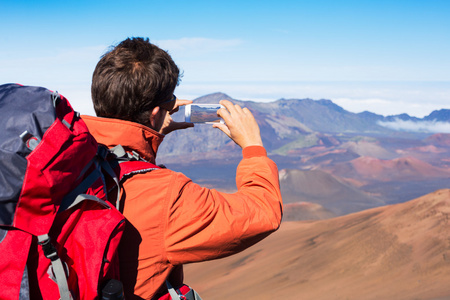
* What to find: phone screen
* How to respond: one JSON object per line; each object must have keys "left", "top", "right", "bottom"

{"left": 185, "top": 104, "right": 224, "bottom": 124}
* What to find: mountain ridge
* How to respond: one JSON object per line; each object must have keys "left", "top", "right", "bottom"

{"left": 192, "top": 92, "right": 450, "bottom": 123}
{"left": 162, "top": 93, "right": 448, "bottom": 159}
{"left": 159, "top": 93, "right": 450, "bottom": 221}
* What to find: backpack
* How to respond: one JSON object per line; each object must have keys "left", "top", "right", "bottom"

{"left": 0, "top": 84, "right": 160, "bottom": 299}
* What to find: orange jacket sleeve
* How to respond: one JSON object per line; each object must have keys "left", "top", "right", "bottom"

{"left": 164, "top": 146, "right": 283, "bottom": 265}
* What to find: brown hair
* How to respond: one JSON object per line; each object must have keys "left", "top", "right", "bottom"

{"left": 91, "top": 37, "right": 180, "bottom": 126}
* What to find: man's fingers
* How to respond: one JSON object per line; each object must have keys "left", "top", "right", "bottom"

{"left": 169, "top": 107, "right": 179, "bottom": 115}
{"left": 219, "top": 100, "right": 237, "bottom": 114}
{"left": 164, "top": 99, "right": 193, "bottom": 115}
{"left": 161, "top": 121, "right": 194, "bottom": 135}
{"left": 215, "top": 99, "right": 263, "bottom": 148}
{"left": 172, "top": 99, "right": 192, "bottom": 112}
{"left": 175, "top": 99, "right": 193, "bottom": 107}
{"left": 217, "top": 107, "right": 232, "bottom": 124}
{"left": 234, "top": 104, "right": 244, "bottom": 114}
{"left": 217, "top": 107, "right": 230, "bottom": 118}
{"left": 160, "top": 99, "right": 192, "bottom": 114}
{"left": 177, "top": 122, "right": 194, "bottom": 129}
{"left": 212, "top": 123, "right": 231, "bottom": 137}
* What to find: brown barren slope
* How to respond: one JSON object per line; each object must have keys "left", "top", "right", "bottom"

{"left": 184, "top": 189, "right": 450, "bottom": 300}
{"left": 283, "top": 201, "right": 336, "bottom": 221}
{"left": 279, "top": 168, "right": 385, "bottom": 215}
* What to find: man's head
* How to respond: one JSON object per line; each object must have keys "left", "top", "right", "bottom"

{"left": 91, "top": 37, "right": 180, "bottom": 127}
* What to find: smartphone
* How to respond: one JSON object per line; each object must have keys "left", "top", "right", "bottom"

{"left": 185, "top": 104, "right": 224, "bottom": 124}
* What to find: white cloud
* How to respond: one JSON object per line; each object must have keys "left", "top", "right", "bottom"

{"left": 378, "top": 119, "right": 450, "bottom": 133}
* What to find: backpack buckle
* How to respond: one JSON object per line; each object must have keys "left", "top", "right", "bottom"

{"left": 38, "top": 235, "right": 59, "bottom": 261}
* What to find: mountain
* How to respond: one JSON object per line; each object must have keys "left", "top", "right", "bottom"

{"left": 426, "top": 133, "right": 450, "bottom": 147}
{"left": 424, "top": 109, "right": 450, "bottom": 122}
{"left": 160, "top": 93, "right": 449, "bottom": 157}
{"left": 158, "top": 93, "right": 450, "bottom": 220}
{"left": 184, "top": 189, "right": 450, "bottom": 300}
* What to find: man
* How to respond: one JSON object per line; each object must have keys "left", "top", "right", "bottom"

{"left": 83, "top": 37, "right": 282, "bottom": 299}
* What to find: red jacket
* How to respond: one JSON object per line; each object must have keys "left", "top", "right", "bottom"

{"left": 82, "top": 115, "right": 283, "bottom": 299}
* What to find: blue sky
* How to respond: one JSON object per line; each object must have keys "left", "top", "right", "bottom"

{"left": 1, "top": 0, "right": 449, "bottom": 117}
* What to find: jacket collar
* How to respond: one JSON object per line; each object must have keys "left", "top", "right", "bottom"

{"left": 82, "top": 115, "right": 164, "bottom": 164}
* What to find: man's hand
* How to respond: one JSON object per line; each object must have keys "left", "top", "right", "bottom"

{"left": 158, "top": 99, "right": 194, "bottom": 135}
{"left": 213, "top": 100, "right": 263, "bottom": 149}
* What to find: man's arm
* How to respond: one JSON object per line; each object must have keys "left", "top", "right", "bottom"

{"left": 164, "top": 100, "right": 283, "bottom": 264}
{"left": 164, "top": 151, "right": 282, "bottom": 264}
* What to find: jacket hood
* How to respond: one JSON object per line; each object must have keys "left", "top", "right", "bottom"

{"left": 82, "top": 115, "right": 164, "bottom": 164}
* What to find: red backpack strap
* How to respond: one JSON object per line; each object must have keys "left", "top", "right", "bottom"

{"left": 95, "top": 145, "right": 161, "bottom": 211}
{"left": 101, "top": 144, "right": 161, "bottom": 181}
{"left": 117, "top": 160, "right": 161, "bottom": 181}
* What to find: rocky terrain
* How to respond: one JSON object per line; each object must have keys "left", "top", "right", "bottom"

{"left": 158, "top": 93, "right": 450, "bottom": 221}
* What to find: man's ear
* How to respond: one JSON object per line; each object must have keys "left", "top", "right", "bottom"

{"left": 149, "top": 106, "right": 161, "bottom": 129}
